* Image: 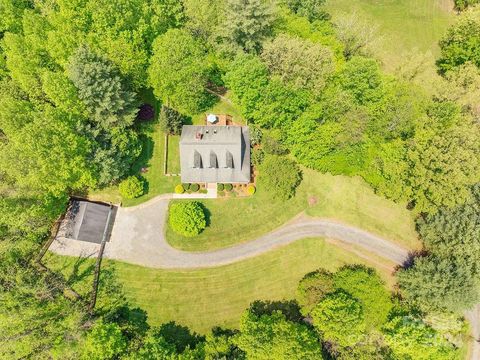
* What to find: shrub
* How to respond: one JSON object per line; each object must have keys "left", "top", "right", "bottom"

{"left": 252, "top": 147, "right": 265, "bottom": 166}
{"left": 217, "top": 183, "right": 224, "bottom": 191}
{"left": 160, "top": 105, "right": 185, "bottom": 135}
{"left": 175, "top": 184, "right": 184, "bottom": 194}
{"left": 119, "top": 176, "right": 144, "bottom": 199}
{"left": 246, "top": 184, "right": 256, "bottom": 195}
{"left": 169, "top": 201, "right": 206, "bottom": 237}
{"left": 190, "top": 183, "right": 200, "bottom": 192}
{"left": 259, "top": 155, "right": 302, "bottom": 200}
{"left": 137, "top": 104, "right": 154, "bottom": 121}
{"left": 224, "top": 183, "right": 233, "bottom": 191}
{"left": 182, "top": 183, "right": 190, "bottom": 190}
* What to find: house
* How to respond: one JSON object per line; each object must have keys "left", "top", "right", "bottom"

{"left": 179, "top": 124, "right": 250, "bottom": 184}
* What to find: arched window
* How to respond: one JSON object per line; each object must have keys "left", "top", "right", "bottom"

{"left": 193, "top": 150, "right": 202, "bottom": 168}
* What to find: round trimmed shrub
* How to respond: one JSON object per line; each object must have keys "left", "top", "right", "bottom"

{"left": 182, "top": 183, "right": 190, "bottom": 190}
{"left": 217, "top": 183, "right": 224, "bottom": 191}
{"left": 119, "top": 176, "right": 144, "bottom": 199}
{"left": 190, "top": 183, "right": 200, "bottom": 192}
{"left": 224, "top": 183, "right": 233, "bottom": 191}
{"left": 169, "top": 201, "right": 206, "bottom": 237}
{"left": 175, "top": 184, "right": 184, "bottom": 194}
{"left": 246, "top": 184, "right": 256, "bottom": 195}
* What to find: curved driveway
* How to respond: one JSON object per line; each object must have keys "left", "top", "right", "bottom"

{"left": 103, "top": 198, "right": 410, "bottom": 268}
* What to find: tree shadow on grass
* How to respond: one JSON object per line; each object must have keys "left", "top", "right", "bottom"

{"left": 131, "top": 134, "right": 154, "bottom": 175}
{"left": 199, "top": 202, "right": 212, "bottom": 228}
{"left": 249, "top": 299, "right": 303, "bottom": 323}
{"left": 66, "top": 256, "right": 95, "bottom": 288}
{"left": 156, "top": 321, "right": 205, "bottom": 353}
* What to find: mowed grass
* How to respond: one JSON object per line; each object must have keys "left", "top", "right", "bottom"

{"left": 166, "top": 135, "right": 180, "bottom": 174}
{"left": 325, "top": 0, "right": 455, "bottom": 70}
{"left": 45, "top": 238, "right": 396, "bottom": 334}
{"left": 167, "top": 168, "right": 419, "bottom": 251}
{"left": 191, "top": 93, "right": 246, "bottom": 125}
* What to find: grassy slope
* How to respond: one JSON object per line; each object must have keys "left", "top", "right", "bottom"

{"left": 325, "top": 0, "right": 455, "bottom": 71}
{"left": 167, "top": 168, "right": 419, "bottom": 251}
{"left": 45, "top": 238, "right": 395, "bottom": 334}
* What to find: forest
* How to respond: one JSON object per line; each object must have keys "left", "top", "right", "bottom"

{"left": 1, "top": 0, "right": 479, "bottom": 359}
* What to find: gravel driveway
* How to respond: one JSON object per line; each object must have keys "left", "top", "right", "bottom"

{"left": 99, "top": 198, "right": 410, "bottom": 268}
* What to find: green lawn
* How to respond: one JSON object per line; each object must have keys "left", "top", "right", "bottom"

{"left": 166, "top": 135, "right": 181, "bottom": 175}
{"left": 325, "top": 0, "right": 455, "bottom": 71}
{"left": 167, "top": 168, "right": 420, "bottom": 251}
{"left": 45, "top": 238, "right": 395, "bottom": 334}
{"left": 191, "top": 92, "right": 246, "bottom": 125}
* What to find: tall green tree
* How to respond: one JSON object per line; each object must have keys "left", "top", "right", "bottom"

{"left": 148, "top": 28, "right": 212, "bottom": 114}
{"left": 235, "top": 310, "right": 324, "bottom": 360}
{"left": 223, "top": 0, "right": 275, "bottom": 53}
{"left": 397, "top": 255, "right": 480, "bottom": 313}
{"left": 68, "top": 45, "right": 138, "bottom": 129}
{"left": 438, "top": 7, "right": 480, "bottom": 73}
{"left": 333, "top": 265, "right": 392, "bottom": 329}
{"left": 261, "top": 34, "right": 335, "bottom": 95}
{"left": 383, "top": 315, "right": 460, "bottom": 360}
{"left": 405, "top": 112, "right": 480, "bottom": 214}
{"left": 417, "top": 184, "right": 480, "bottom": 273}
{"left": 311, "top": 290, "right": 366, "bottom": 348}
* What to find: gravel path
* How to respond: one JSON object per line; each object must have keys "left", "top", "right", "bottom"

{"left": 101, "top": 198, "right": 410, "bottom": 268}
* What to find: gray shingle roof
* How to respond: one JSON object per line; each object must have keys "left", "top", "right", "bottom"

{"left": 180, "top": 125, "right": 250, "bottom": 183}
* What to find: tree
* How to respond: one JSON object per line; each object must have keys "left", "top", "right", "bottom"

{"left": 183, "top": 0, "right": 224, "bottom": 41}
{"left": 235, "top": 310, "right": 324, "bottom": 359}
{"left": 397, "top": 255, "right": 480, "bottom": 313}
{"left": 148, "top": 29, "right": 212, "bottom": 114}
{"left": 119, "top": 176, "right": 144, "bottom": 199}
{"left": 383, "top": 315, "right": 460, "bottom": 360}
{"left": 284, "top": 0, "right": 328, "bottom": 22}
{"left": 0, "top": 0, "right": 33, "bottom": 35}
{"left": 159, "top": 106, "right": 185, "bottom": 135}
{"left": 259, "top": 155, "right": 302, "bottom": 200}
{"left": 334, "top": 13, "right": 380, "bottom": 58}
{"left": 338, "top": 56, "right": 384, "bottom": 105}
{"left": 261, "top": 34, "right": 334, "bottom": 95}
{"left": 333, "top": 265, "right": 392, "bottom": 329}
{"left": 438, "top": 7, "right": 480, "bottom": 73}
{"left": 0, "top": 235, "right": 86, "bottom": 359}
{"left": 405, "top": 113, "right": 480, "bottom": 214}
{"left": 454, "top": 0, "right": 480, "bottom": 10}
{"left": 82, "top": 321, "right": 127, "bottom": 360}
{"left": 0, "top": 106, "right": 95, "bottom": 197}
{"left": 417, "top": 184, "right": 480, "bottom": 272}
{"left": 222, "top": 0, "right": 275, "bottom": 53}
{"left": 250, "top": 78, "right": 309, "bottom": 128}
{"left": 68, "top": 45, "right": 138, "bottom": 129}
{"left": 296, "top": 269, "right": 334, "bottom": 316}
{"left": 311, "top": 290, "right": 366, "bottom": 348}
{"left": 169, "top": 201, "right": 207, "bottom": 237}
{"left": 224, "top": 54, "right": 269, "bottom": 119}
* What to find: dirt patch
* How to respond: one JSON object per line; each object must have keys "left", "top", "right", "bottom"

{"left": 308, "top": 196, "right": 318, "bottom": 206}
